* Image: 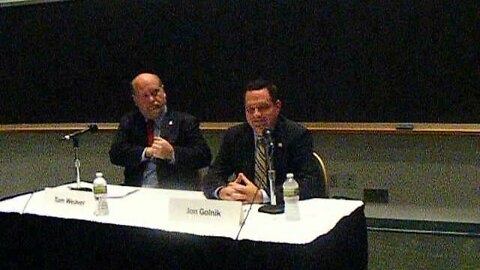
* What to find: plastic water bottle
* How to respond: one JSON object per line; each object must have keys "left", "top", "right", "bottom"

{"left": 283, "top": 173, "right": 300, "bottom": 221}
{"left": 93, "top": 172, "right": 109, "bottom": 216}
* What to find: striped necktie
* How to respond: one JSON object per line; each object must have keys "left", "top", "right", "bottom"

{"left": 254, "top": 136, "right": 268, "bottom": 190}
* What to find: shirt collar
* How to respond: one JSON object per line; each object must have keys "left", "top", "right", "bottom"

{"left": 253, "top": 126, "right": 275, "bottom": 144}
{"left": 145, "top": 106, "right": 168, "bottom": 126}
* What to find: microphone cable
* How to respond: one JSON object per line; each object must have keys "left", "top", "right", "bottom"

{"left": 21, "top": 192, "right": 35, "bottom": 214}
{"left": 235, "top": 187, "right": 260, "bottom": 240}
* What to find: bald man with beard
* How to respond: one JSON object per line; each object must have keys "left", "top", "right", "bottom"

{"left": 109, "top": 73, "right": 212, "bottom": 190}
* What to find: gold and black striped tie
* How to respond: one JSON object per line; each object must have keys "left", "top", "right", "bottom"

{"left": 254, "top": 136, "right": 268, "bottom": 189}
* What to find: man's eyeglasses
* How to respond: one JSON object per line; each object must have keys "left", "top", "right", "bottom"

{"left": 150, "top": 85, "right": 165, "bottom": 96}
{"left": 140, "top": 85, "right": 165, "bottom": 99}
{"left": 245, "top": 103, "right": 273, "bottom": 114}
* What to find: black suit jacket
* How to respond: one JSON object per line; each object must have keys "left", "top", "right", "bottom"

{"left": 109, "top": 109, "right": 212, "bottom": 190}
{"left": 202, "top": 115, "right": 325, "bottom": 202}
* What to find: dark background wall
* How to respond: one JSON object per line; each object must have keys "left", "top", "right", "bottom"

{"left": 1, "top": 1, "right": 478, "bottom": 124}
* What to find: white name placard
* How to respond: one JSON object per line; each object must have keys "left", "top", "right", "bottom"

{"left": 43, "top": 188, "right": 95, "bottom": 215}
{"left": 168, "top": 198, "right": 243, "bottom": 227}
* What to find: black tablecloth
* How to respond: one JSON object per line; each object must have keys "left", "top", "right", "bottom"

{"left": 0, "top": 206, "right": 367, "bottom": 270}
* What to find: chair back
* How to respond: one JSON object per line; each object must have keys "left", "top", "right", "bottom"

{"left": 313, "top": 152, "right": 329, "bottom": 198}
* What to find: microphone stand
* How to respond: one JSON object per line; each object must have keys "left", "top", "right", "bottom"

{"left": 61, "top": 124, "right": 97, "bottom": 191}
{"left": 68, "top": 137, "right": 92, "bottom": 192}
{"left": 258, "top": 140, "right": 284, "bottom": 214}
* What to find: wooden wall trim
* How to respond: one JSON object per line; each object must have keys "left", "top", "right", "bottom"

{"left": 1, "top": 122, "right": 479, "bottom": 135}
{"left": 302, "top": 122, "right": 480, "bottom": 135}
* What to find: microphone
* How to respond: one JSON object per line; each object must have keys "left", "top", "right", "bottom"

{"left": 61, "top": 124, "right": 98, "bottom": 141}
{"left": 258, "top": 127, "right": 283, "bottom": 214}
{"left": 262, "top": 128, "right": 274, "bottom": 147}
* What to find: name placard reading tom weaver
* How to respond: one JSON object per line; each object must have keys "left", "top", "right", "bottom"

{"left": 43, "top": 187, "right": 95, "bottom": 216}
{"left": 168, "top": 198, "right": 243, "bottom": 227}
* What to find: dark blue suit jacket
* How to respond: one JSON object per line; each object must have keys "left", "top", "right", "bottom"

{"left": 109, "top": 109, "right": 212, "bottom": 190}
{"left": 202, "top": 115, "right": 325, "bottom": 202}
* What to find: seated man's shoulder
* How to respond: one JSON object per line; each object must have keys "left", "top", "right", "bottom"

{"left": 170, "top": 110, "right": 199, "bottom": 122}
{"left": 120, "top": 110, "right": 144, "bottom": 124}
{"left": 281, "top": 117, "right": 308, "bottom": 134}
{"left": 220, "top": 123, "right": 251, "bottom": 142}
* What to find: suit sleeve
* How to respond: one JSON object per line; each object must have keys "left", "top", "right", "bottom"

{"left": 171, "top": 115, "right": 212, "bottom": 170}
{"left": 202, "top": 129, "right": 237, "bottom": 199}
{"left": 109, "top": 115, "right": 145, "bottom": 168}
{"left": 288, "top": 130, "right": 326, "bottom": 200}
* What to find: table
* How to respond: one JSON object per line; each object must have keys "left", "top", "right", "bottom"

{"left": 0, "top": 184, "right": 368, "bottom": 269}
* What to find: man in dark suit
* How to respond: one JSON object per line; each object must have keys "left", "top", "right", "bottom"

{"left": 202, "top": 79, "right": 325, "bottom": 203}
{"left": 109, "top": 73, "right": 212, "bottom": 190}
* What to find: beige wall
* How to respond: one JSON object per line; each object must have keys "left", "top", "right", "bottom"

{"left": 1, "top": 127, "right": 479, "bottom": 269}
{"left": 1, "top": 128, "right": 478, "bottom": 209}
